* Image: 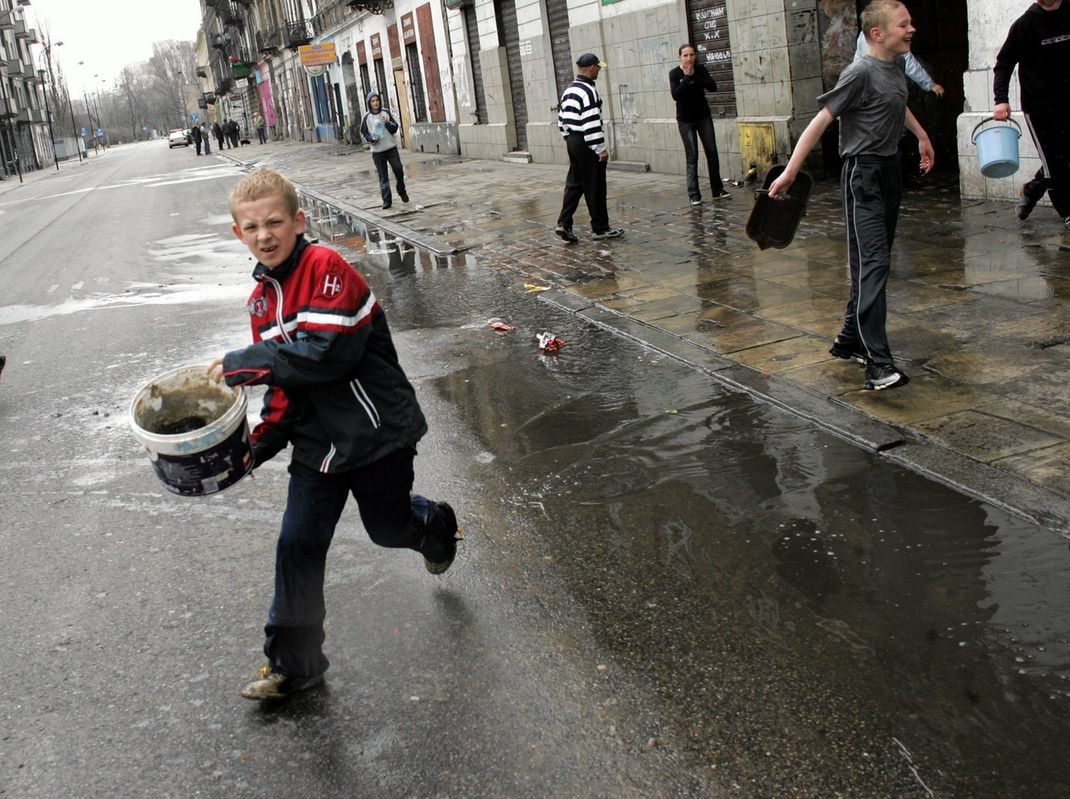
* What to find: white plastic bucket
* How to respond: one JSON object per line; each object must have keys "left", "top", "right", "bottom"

{"left": 971, "top": 117, "right": 1022, "bottom": 179}
{"left": 130, "top": 364, "right": 253, "bottom": 497}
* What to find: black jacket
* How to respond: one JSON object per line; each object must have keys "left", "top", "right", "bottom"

{"left": 993, "top": 2, "right": 1070, "bottom": 112}
{"left": 222, "top": 237, "right": 427, "bottom": 472}
{"left": 669, "top": 63, "right": 717, "bottom": 122}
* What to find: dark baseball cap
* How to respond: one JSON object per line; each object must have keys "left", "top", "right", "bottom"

{"left": 576, "top": 53, "right": 607, "bottom": 68}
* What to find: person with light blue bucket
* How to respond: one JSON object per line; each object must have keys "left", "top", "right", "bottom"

{"left": 992, "top": 0, "right": 1070, "bottom": 228}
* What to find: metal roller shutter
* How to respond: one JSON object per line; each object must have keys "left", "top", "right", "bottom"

{"left": 495, "top": 0, "right": 528, "bottom": 150}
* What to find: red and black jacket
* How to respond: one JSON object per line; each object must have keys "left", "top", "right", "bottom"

{"left": 222, "top": 236, "right": 427, "bottom": 473}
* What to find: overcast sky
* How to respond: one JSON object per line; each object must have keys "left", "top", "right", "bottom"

{"left": 29, "top": 0, "right": 202, "bottom": 88}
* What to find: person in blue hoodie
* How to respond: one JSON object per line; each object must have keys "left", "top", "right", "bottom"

{"left": 360, "top": 91, "right": 409, "bottom": 209}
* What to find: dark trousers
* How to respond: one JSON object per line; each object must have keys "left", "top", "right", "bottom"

{"left": 372, "top": 147, "right": 407, "bottom": 205}
{"left": 264, "top": 446, "right": 441, "bottom": 678}
{"left": 839, "top": 155, "right": 902, "bottom": 367}
{"left": 677, "top": 116, "right": 724, "bottom": 199}
{"left": 557, "top": 133, "right": 609, "bottom": 233}
{"left": 257, "top": 127, "right": 267, "bottom": 144}
{"left": 228, "top": 132, "right": 239, "bottom": 147}
{"left": 193, "top": 137, "right": 202, "bottom": 156}
{"left": 1023, "top": 110, "right": 1070, "bottom": 219}
{"left": 215, "top": 134, "right": 225, "bottom": 150}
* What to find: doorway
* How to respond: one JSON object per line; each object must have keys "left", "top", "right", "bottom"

{"left": 393, "top": 67, "right": 412, "bottom": 148}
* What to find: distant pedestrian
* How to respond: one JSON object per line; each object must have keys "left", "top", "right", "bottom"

{"left": 212, "top": 121, "right": 225, "bottom": 151}
{"left": 554, "top": 53, "right": 623, "bottom": 244}
{"left": 768, "top": 0, "right": 934, "bottom": 392}
{"left": 0, "top": 354, "right": 6, "bottom": 383}
{"left": 360, "top": 91, "right": 408, "bottom": 209}
{"left": 992, "top": 0, "right": 1070, "bottom": 228}
{"left": 253, "top": 111, "right": 267, "bottom": 145}
{"left": 226, "top": 119, "right": 240, "bottom": 148}
{"left": 669, "top": 43, "right": 729, "bottom": 207}
{"left": 207, "top": 168, "right": 460, "bottom": 701}
{"left": 190, "top": 122, "right": 203, "bottom": 156}
{"left": 200, "top": 123, "right": 211, "bottom": 155}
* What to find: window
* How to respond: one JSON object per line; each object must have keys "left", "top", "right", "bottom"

{"left": 373, "top": 58, "right": 389, "bottom": 109}
{"left": 405, "top": 42, "right": 426, "bottom": 123}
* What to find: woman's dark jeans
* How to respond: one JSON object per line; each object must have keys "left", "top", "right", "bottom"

{"left": 678, "top": 116, "right": 724, "bottom": 200}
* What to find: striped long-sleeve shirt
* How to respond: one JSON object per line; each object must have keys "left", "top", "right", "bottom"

{"left": 558, "top": 75, "right": 606, "bottom": 154}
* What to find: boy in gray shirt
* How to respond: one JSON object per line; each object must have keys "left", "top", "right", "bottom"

{"left": 769, "top": 0, "right": 934, "bottom": 391}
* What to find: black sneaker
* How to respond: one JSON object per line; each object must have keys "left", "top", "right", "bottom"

{"left": 1016, "top": 190, "right": 1038, "bottom": 221}
{"left": 592, "top": 228, "right": 624, "bottom": 240}
{"left": 0, "top": 354, "right": 5, "bottom": 381}
{"left": 555, "top": 225, "right": 579, "bottom": 244}
{"left": 829, "top": 337, "right": 866, "bottom": 364}
{"left": 398, "top": 190, "right": 409, "bottom": 203}
{"left": 423, "top": 502, "right": 461, "bottom": 575}
{"left": 714, "top": 190, "right": 731, "bottom": 199}
{"left": 689, "top": 197, "right": 702, "bottom": 206}
{"left": 864, "top": 363, "right": 910, "bottom": 391}
{"left": 382, "top": 202, "right": 392, "bottom": 210}
{"left": 240, "top": 667, "right": 324, "bottom": 701}
{"left": 1064, "top": 216, "right": 1070, "bottom": 230}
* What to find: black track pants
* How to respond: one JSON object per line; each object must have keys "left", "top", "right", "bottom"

{"left": 838, "top": 155, "right": 902, "bottom": 367}
{"left": 1023, "top": 110, "right": 1070, "bottom": 219}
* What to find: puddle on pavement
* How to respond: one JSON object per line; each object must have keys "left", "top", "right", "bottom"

{"left": 354, "top": 254, "right": 1070, "bottom": 797}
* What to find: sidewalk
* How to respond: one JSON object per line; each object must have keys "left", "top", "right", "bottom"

{"left": 220, "top": 140, "right": 1070, "bottom": 532}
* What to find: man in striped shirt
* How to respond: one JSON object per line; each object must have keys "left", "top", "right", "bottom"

{"left": 555, "top": 53, "right": 624, "bottom": 243}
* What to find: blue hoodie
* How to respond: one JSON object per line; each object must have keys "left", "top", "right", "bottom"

{"left": 360, "top": 91, "right": 400, "bottom": 153}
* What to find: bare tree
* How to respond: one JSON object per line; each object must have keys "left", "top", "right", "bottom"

{"left": 148, "top": 40, "right": 198, "bottom": 128}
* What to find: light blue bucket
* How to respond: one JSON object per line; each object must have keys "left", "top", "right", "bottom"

{"left": 971, "top": 117, "right": 1022, "bottom": 179}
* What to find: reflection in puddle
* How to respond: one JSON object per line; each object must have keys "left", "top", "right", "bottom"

{"left": 380, "top": 264, "right": 1070, "bottom": 797}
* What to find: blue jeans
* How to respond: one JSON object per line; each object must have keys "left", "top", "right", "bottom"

{"left": 372, "top": 147, "right": 407, "bottom": 205}
{"left": 263, "top": 446, "right": 443, "bottom": 677}
{"left": 678, "top": 116, "right": 724, "bottom": 200}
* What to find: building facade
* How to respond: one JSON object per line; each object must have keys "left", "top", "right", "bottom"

{"left": 200, "top": 0, "right": 1038, "bottom": 205}
{"left": 0, "top": 0, "right": 54, "bottom": 179}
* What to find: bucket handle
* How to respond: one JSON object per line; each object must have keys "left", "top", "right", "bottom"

{"left": 971, "top": 116, "right": 1022, "bottom": 144}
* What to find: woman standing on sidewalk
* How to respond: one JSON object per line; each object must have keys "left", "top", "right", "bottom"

{"left": 669, "top": 44, "right": 730, "bottom": 207}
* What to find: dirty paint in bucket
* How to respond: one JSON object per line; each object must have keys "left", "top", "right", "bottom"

{"left": 130, "top": 365, "right": 253, "bottom": 497}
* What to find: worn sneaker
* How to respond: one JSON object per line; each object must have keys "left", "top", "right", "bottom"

{"left": 829, "top": 337, "right": 866, "bottom": 364}
{"left": 592, "top": 228, "right": 624, "bottom": 240}
{"left": 398, "top": 190, "right": 409, "bottom": 203}
{"left": 1064, "top": 216, "right": 1070, "bottom": 230}
{"left": 689, "top": 197, "right": 702, "bottom": 206}
{"left": 1016, "top": 190, "right": 1038, "bottom": 221}
{"left": 423, "top": 501, "right": 461, "bottom": 575}
{"left": 382, "top": 202, "right": 392, "bottom": 210}
{"left": 864, "top": 363, "right": 910, "bottom": 391}
{"left": 555, "top": 225, "right": 579, "bottom": 244}
{"left": 714, "top": 190, "right": 731, "bottom": 199}
{"left": 240, "top": 666, "right": 324, "bottom": 701}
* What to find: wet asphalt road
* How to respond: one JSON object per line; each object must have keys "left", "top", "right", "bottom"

{"left": 2, "top": 143, "right": 1070, "bottom": 798}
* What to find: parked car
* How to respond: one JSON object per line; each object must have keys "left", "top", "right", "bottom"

{"left": 167, "top": 128, "right": 190, "bottom": 148}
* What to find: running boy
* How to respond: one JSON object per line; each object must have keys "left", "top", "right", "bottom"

{"left": 769, "top": 0, "right": 933, "bottom": 391}
{"left": 209, "top": 169, "right": 459, "bottom": 701}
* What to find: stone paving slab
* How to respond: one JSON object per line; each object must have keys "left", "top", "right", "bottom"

{"left": 217, "top": 141, "right": 1070, "bottom": 533}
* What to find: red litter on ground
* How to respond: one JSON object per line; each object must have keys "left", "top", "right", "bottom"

{"left": 536, "top": 331, "right": 566, "bottom": 353}
{"left": 487, "top": 318, "right": 516, "bottom": 333}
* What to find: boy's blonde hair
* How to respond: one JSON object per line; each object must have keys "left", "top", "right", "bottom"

{"left": 229, "top": 168, "right": 300, "bottom": 219}
{"left": 861, "top": 0, "right": 905, "bottom": 42}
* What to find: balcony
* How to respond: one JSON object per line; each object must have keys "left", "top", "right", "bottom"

{"left": 222, "top": 2, "right": 244, "bottom": 26}
{"left": 16, "top": 107, "right": 46, "bottom": 124}
{"left": 214, "top": 76, "right": 234, "bottom": 95}
{"left": 0, "top": 97, "right": 14, "bottom": 118}
{"left": 210, "top": 32, "right": 229, "bottom": 50}
{"left": 257, "top": 29, "right": 281, "bottom": 56}
{"left": 0, "top": 12, "right": 14, "bottom": 31}
{"left": 14, "top": 18, "right": 28, "bottom": 38}
{"left": 347, "top": 0, "right": 393, "bottom": 13}
{"left": 284, "top": 19, "right": 314, "bottom": 50}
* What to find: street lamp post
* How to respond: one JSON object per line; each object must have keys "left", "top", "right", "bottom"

{"left": 37, "top": 69, "right": 59, "bottom": 171}
{"left": 53, "top": 42, "right": 83, "bottom": 163}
